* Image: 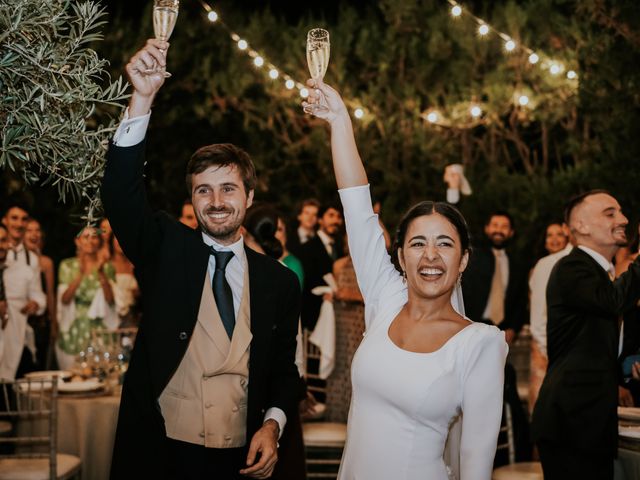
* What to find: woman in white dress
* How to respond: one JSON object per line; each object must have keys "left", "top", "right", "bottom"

{"left": 303, "top": 81, "right": 508, "bottom": 480}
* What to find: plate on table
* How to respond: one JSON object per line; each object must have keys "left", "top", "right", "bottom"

{"left": 58, "top": 378, "right": 104, "bottom": 393}
{"left": 619, "top": 425, "right": 640, "bottom": 440}
{"left": 17, "top": 378, "right": 62, "bottom": 392}
{"left": 25, "top": 370, "right": 72, "bottom": 381}
{"left": 618, "top": 407, "right": 640, "bottom": 422}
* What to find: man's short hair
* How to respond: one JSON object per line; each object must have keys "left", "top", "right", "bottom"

{"left": 185, "top": 144, "right": 257, "bottom": 195}
{"left": 486, "top": 210, "right": 514, "bottom": 230}
{"left": 298, "top": 198, "right": 321, "bottom": 214}
{"left": 2, "top": 200, "right": 30, "bottom": 219}
{"left": 318, "top": 203, "right": 343, "bottom": 219}
{"left": 564, "top": 189, "right": 611, "bottom": 225}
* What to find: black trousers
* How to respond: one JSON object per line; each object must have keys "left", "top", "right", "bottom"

{"left": 537, "top": 441, "right": 613, "bottom": 480}
{"left": 166, "top": 438, "right": 246, "bottom": 480}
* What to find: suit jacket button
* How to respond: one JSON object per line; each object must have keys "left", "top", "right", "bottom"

{"left": 179, "top": 332, "right": 188, "bottom": 340}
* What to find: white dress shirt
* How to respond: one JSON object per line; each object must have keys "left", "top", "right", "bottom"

{"left": 113, "top": 110, "right": 286, "bottom": 435}
{"left": 529, "top": 244, "right": 573, "bottom": 356}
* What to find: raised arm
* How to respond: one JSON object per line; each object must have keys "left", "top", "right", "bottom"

{"left": 303, "top": 80, "right": 367, "bottom": 189}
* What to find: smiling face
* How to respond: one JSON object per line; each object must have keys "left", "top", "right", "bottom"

{"left": 298, "top": 205, "right": 319, "bottom": 231}
{"left": 398, "top": 213, "right": 469, "bottom": 301}
{"left": 544, "top": 223, "right": 568, "bottom": 254}
{"left": 571, "top": 193, "right": 628, "bottom": 255}
{"left": 77, "top": 227, "right": 102, "bottom": 256}
{"left": 318, "top": 208, "right": 343, "bottom": 237}
{"left": 191, "top": 164, "right": 254, "bottom": 245}
{"left": 3, "top": 206, "right": 29, "bottom": 245}
{"left": 484, "top": 215, "right": 514, "bottom": 249}
{"left": 24, "top": 219, "right": 43, "bottom": 252}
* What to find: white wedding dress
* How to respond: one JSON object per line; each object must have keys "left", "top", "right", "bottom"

{"left": 337, "top": 185, "right": 508, "bottom": 480}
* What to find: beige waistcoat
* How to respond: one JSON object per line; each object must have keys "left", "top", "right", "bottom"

{"left": 158, "top": 267, "right": 252, "bottom": 448}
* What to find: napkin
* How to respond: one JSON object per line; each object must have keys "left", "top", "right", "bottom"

{"left": 309, "top": 274, "right": 338, "bottom": 379}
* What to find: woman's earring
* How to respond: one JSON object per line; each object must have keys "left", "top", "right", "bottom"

{"left": 457, "top": 272, "right": 462, "bottom": 287}
{"left": 402, "top": 270, "right": 407, "bottom": 283}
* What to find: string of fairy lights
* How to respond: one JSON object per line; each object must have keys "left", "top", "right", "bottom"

{"left": 197, "top": 0, "right": 577, "bottom": 127}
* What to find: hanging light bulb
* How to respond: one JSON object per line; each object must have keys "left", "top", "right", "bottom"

{"left": 253, "top": 56, "right": 264, "bottom": 67}
{"left": 504, "top": 39, "right": 516, "bottom": 52}
{"left": 300, "top": 88, "right": 309, "bottom": 98}
{"left": 528, "top": 53, "right": 539, "bottom": 64}
{"left": 478, "top": 24, "right": 489, "bottom": 36}
{"left": 451, "top": 5, "right": 462, "bottom": 17}
{"left": 518, "top": 95, "right": 530, "bottom": 106}
{"left": 207, "top": 11, "right": 218, "bottom": 22}
{"left": 567, "top": 70, "right": 577, "bottom": 80}
{"left": 285, "top": 79, "right": 295, "bottom": 89}
{"left": 470, "top": 105, "right": 482, "bottom": 118}
{"left": 269, "top": 68, "right": 279, "bottom": 79}
{"left": 237, "top": 39, "right": 248, "bottom": 50}
{"left": 549, "top": 63, "right": 562, "bottom": 75}
{"left": 354, "top": 108, "right": 364, "bottom": 119}
{"left": 426, "top": 111, "right": 439, "bottom": 123}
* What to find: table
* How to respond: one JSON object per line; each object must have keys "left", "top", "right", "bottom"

{"left": 57, "top": 391, "right": 120, "bottom": 480}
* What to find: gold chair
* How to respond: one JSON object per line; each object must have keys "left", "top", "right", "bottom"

{"left": 302, "top": 329, "right": 327, "bottom": 420}
{"left": 0, "top": 378, "right": 81, "bottom": 480}
{"left": 492, "top": 402, "right": 543, "bottom": 480}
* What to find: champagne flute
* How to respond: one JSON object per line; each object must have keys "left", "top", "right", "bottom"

{"left": 305, "top": 28, "right": 330, "bottom": 114}
{"left": 144, "top": 0, "right": 179, "bottom": 77}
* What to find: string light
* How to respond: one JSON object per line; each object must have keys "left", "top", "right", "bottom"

{"left": 198, "top": 0, "right": 577, "bottom": 130}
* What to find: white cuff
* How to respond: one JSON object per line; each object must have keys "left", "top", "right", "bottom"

{"left": 113, "top": 108, "right": 150, "bottom": 146}
{"left": 264, "top": 407, "right": 287, "bottom": 440}
{"left": 446, "top": 188, "right": 460, "bottom": 204}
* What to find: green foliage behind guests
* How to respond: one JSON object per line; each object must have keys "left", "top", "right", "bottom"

{"left": 0, "top": 0, "right": 127, "bottom": 222}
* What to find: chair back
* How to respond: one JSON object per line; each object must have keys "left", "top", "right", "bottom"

{"left": 496, "top": 401, "right": 516, "bottom": 464}
{"left": 302, "top": 328, "right": 327, "bottom": 399}
{"left": 0, "top": 378, "right": 60, "bottom": 479}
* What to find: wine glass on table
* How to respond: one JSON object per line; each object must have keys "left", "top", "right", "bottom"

{"left": 304, "top": 28, "right": 330, "bottom": 114}
{"left": 144, "top": 0, "right": 179, "bottom": 78}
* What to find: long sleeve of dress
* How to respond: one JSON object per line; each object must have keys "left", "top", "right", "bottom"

{"left": 459, "top": 326, "right": 508, "bottom": 480}
{"left": 338, "top": 185, "right": 406, "bottom": 329}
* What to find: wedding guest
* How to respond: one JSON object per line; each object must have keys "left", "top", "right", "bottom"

{"left": 56, "top": 226, "right": 117, "bottom": 369}
{"left": 178, "top": 199, "right": 198, "bottom": 229}
{"left": 99, "top": 218, "right": 113, "bottom": 262}
{"left": 109, "top": 232, "right": 140, "bottom": 328}
{"left": 0, "top": 224, "right": 46, "bottom": 380}
{"left": 102, "top": 40, "right": 300, "bottom": 480}
{"left": 616, "top": 222, "right": 640, "bottom": 277}
{"left": 287, "top": 198, "right": 320, "bottom": 257}
{"left": 2, "top": 203, "right": 38, "bottom": 275}
{"left": 304, "top": 79, "right": 507, "bottom": 480}
{"left": 528, "top": 223, "right": 573, "bottom": 413}
{"left": 532, "top": 190, "right": 640, "bottom": 480}
{"left": 542, "top": 222, "right": 569, "bottom": 255}
{"left": 23, "top": 218, "right": 56, "bottom": 369}
{"left": 275, "top": 215, "right": 304, "bottom": 288}
{"left": 443, "top": 163, "right": 472, "bottom": 206}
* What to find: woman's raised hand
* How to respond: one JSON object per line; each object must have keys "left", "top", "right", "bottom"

{"left": 302, "top": 79, "right": 348, "bottom": 123}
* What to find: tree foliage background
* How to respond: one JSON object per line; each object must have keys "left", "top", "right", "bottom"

{"left": 2, "top": 0, "right": 639, "bottom": 263}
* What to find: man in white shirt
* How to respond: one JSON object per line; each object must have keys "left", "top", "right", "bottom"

{"left": 101, "top": 40, "right": 300, "bottom": 480}
{"left": 2, "top": 204, "right": 38, "bottom": 274}
{"left": 528, "top": 230, "right": 573, "bottom": 413}
{"left": 287, "top": 198, "right": 320, "bottom": 257}
{"left": 0, "top": 224, "right": 46, "bottom": 380}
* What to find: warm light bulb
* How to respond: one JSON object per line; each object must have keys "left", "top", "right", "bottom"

{"left": 300, "top": 88, "right": 309, "bottom": 98}
{"left": 269, "top": 69, "right": 279, "bottom": 79}
{"left": 285, "top": 79, "right": 295, "bottom": 89}
{"left": 207, "top": 11, "right": 218, "bottom": 22}
{"left": 354, "top": 108, "right": 364, "bottom": 119}
{"left": 478, "top": 24, "right": 489, "bottom": 36}
{"left": 451, "top": 5, "right": 462, "bottom": 17}
{"left": 528, "top": 53, "right": 539, "bottom": 64}
{"left": 253, "top": 56, "right": 264, "bottom": 67}
{"left": 238, "top": 39, "right": 248, "bottom": 50}
{"left": 518, "top": 95, "right": 529, "bottom": 106}
{"left": 470, "top": 105, "right": 482, "bottom": 118}
{"left": 505, "top": 40, "right": 516, "bottom": 52}
{"left": 426, "top": 112, "right": 439, "bottom": 123}
{"left": 550, "top": 63, "right": 561, "bottom": 75}
{"left": 567, "top": 70, "right": 577, "bottom": 80}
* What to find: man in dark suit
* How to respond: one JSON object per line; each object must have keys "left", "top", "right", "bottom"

{"left": 462, "top": 211, "right": 530, "bottom": 462}
{"left": 531, "top": 190, "right": 640, "bottom": 480}
{"left": 286, "top": 198, "right": 320, "bottom": 258}
{"left": 101, "top": 40, "right": 300, "bottom": 480}
{"left": 298, "top": 204, "right": 343, "bottom": 331}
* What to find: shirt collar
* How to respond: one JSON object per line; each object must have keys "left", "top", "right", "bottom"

{"left": 201, "top": 232, "right": 245, "bottom": 259}
{"left": 578, "top": 245, "right": 614, "bottom": 273}
{"left": 317, "top": 229, "right": 334, "bottom": 249}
